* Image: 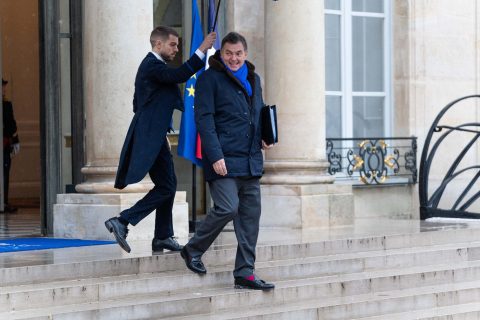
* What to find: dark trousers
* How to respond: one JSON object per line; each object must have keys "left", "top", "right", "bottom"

{"left": 120, "top": 138, "right": 176, "bottom": 239}
{"left": 3, "top": 146, "right": 11, "bottom": 205}
{"left": 186, "top": 176, "right": 261, "bottom": 278}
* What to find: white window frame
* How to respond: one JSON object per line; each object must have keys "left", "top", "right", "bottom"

{"left": 325, "top": 0, "right": 393, "bottom": 139}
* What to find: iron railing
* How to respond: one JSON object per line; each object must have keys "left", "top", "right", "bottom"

{"left": 419, "top": 95, "right": 480, "bottom": 219}
{"left": 326, "top": 137, "right": 418, "bottom": 186}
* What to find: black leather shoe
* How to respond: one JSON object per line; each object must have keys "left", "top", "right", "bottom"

{"left": 234, "top": 276, "right": 275, "bottom": 290}
{"left": 5, "top": 205, "right": 18, "bottom": 213}
{"left": 105, "top": 217, "right": 131, "bottom": 253}
{"left": 152, "top": 237, "right": 183, "bottom": 253}
{"left": 180, "top": 246, "right": 206, "bottom": 274}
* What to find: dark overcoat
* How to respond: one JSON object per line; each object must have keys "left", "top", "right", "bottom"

{"left": 115, "top": 52, "right": 204, "bottom": 189}
{"left": 194, "top": 51, "right": 264, "bottom": 181}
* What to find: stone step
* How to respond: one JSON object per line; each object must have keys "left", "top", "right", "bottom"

{"left": 2, "top": 239, "right": 480, "bottom": 312}
{"left": 422, "top": 310, "right": 480, "bottom": 320}
{"left": 5, "top": 259, "right": 480, "bottom": 319}
{"left": 3, "top": 227, "right": 480, "bottom": 287}
{"left": 3, "top": 222, "right": 480, "bottom": 319}
{"left": 7, "top": 272, "right": 480, "bottom": 320}
{"left": 352, "top": 302, "right": 480, "bottom": 319}
{"left": 54, "top": 192, "right": 189, "bottom": 240}
{"left": 4, "top": 238, "right": 480, "bottom": 290}
{"left": 170, "top": 281, "right": 480, "bottom": 320}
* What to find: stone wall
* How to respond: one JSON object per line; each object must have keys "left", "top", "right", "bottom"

{"left": 402, "top": 0, "right": 480, "bottom": 213}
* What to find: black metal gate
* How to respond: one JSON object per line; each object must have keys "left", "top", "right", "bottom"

{"left": 419, "top": 95, "right": 480, "bottom": 219}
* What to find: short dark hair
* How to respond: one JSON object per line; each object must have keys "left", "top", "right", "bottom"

{"left": 221, "top": 32, "right": 248, "bottom": 51}
{"left": 150, "top": 26, "right": 179, "bottom": 48}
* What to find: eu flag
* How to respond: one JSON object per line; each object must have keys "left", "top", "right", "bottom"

{"left": 177, "top": 0, "right": 204, "bottom": 167}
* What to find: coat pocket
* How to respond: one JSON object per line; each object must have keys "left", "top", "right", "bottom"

{"left": 218, "top": 131, "right": 250, "bottom": 157}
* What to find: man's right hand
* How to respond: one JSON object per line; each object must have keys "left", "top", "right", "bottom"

{"left": 199, "top": 32, "right": 217, "bottom": 53}
{"left": 212, "top": 158, "right": 227, "bottom": 176}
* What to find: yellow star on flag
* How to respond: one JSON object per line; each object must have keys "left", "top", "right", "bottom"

{"left": 186, "top": 84, "right": 195, "bottom": 97}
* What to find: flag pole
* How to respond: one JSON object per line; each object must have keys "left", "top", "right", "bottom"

{"left": 211, "top": 0, "right": 221, "bottom": 32}
{"left": 191, "top": 163, "right": 197, "bottom": 232}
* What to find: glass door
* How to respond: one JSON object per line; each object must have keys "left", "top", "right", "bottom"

{"left": 1, "top": 0, "right": 42, "bottom": 237}
{"left": 40, "top": 0, "right": 82, "bottom": 235}
{"left": 153, "top": 0, "right": 209, "bottom": 226}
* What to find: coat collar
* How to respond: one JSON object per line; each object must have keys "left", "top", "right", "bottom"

{"left": 147, "top": 52, "right": 166, "bottom": 64}
{"left": 208, "top": 50, "right": 256, "bottom": 100}
{"left": 208, "top": 50, "right": 255, "bottom": 77}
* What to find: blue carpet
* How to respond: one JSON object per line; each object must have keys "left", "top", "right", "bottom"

{"left": 0, "top": 238, "right": 115, "bottom": 253}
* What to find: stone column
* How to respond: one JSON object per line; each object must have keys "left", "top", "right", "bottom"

{"left": 77, "top": 0, "right": 152, "bottom": 194}
{"left": 261, "top": 0, "right": 353, "bottom": 227}
{"left": 54, "top": 0, "right": 188, "bottom": 240}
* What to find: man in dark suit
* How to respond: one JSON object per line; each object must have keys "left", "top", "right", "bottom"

{"left": 1, "top": 78, "right": 19, "bottom": 214}
{"left": 105, "top": 26, "right": 216, "bottom": 254}
{"left": 180, "top": 32, "right": 275, "bottom": 290}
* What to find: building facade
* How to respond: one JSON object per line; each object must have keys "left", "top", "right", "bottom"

{"left": 1, "top": 0, "right": 479, "bottom": 238}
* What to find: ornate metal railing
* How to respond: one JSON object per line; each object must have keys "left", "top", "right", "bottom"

{"left": 326, "top": 137, "right": 418, "bottom": 185}
{"left": 420, "top": 95, "right": 480, "bottom": 220}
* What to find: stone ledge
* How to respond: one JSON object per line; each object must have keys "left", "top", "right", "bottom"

{"left": 260, "top": 183, "right": 353, "bottom": 196}
{"left": 261, "top": 160, "right": 335, "bottom": 185}
{"left": 57, "top": 192, "right": 187, "bottom": 205}
{"left": 260, "top": 184, "right": 354, "bottom": 228}
{"left": 53, "top": 192, "right": 188, "bottom": 240}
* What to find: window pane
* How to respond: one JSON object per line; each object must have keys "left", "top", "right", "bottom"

{"left": 153, "top": 0, "right": 183, "bottom": 27}
{"left": 352, "top": 0, "right": 384, "bottom": 13}
{"left": 326, "top": 96, "right": 342, "bottom": 138}
{"left": 60, "top": 38, "right": 72, "bottom": 187}
{"left": 353, "top": 97, "right": 384, "bottom": 137}
{"left": 325, "top": 0, "right": 341, "bottom": 10}
{"left": 59, "top": 0, "right": 70, "bottom": 33}
{"left": 352, "top": 17, "right": 384, "bottom": 92}
{"left": 325, "top": 14, "right": 341, "bottom": 91}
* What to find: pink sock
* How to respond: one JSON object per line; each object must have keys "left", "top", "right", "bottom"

{"left": 245, "top": 275, "right": 255, "bottom": 281}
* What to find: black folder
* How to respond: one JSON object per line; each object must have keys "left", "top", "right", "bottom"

{"left": 261, "top": 105, "right": 278, "bottom": 145}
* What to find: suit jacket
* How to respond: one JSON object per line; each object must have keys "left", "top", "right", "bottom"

{"left": 114, "top": 52, "right": 204, "bottom": 189}
{"left": 2, "top": 100, "right": 19, "bottom": 147}
{"left": 194, "top": 50, "right": 264, "bottom": 181}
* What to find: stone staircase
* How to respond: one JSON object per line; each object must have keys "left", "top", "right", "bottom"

{"left": 2, "top": 220, "right": 480, "bottom": 319}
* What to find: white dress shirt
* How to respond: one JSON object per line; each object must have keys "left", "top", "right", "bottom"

{"left": 150, "top": 49, "right": 205, "bottom": 62}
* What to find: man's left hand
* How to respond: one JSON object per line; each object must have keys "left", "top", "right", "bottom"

{"left": 199, "top": 32, "right": 217, "bottom": 53}
{"left": 262, "top": 140, "right": 274, "bottom": 150}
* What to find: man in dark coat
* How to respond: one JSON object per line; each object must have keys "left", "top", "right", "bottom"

{"left": 105, "top": 26, "right": 216, "bottom": 253}
{"left": 1, "top": 78, "right": 19, "bottom": 214}
{"left": 180, "top": 32, "right": 275, "bottom": 290}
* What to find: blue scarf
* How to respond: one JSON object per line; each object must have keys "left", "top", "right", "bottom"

{"left": 224, "top": 62, "right": 252, "bottom": 96}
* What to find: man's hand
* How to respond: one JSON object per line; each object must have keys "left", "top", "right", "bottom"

{"left": 11, "top": 143, "right": 20, "bottom": 157}
{"left": 199, "top": 32, "right": 217, "bottom": 53}
{"left": 212, "top": 158, "right": 227, "bottom": 176}
{"left": 262, "top": 140, "right": 274, "bottom": 150}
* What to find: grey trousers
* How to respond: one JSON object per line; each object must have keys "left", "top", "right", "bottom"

{"left": 185, "top": 176, "right": 261, "bottom": 278}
